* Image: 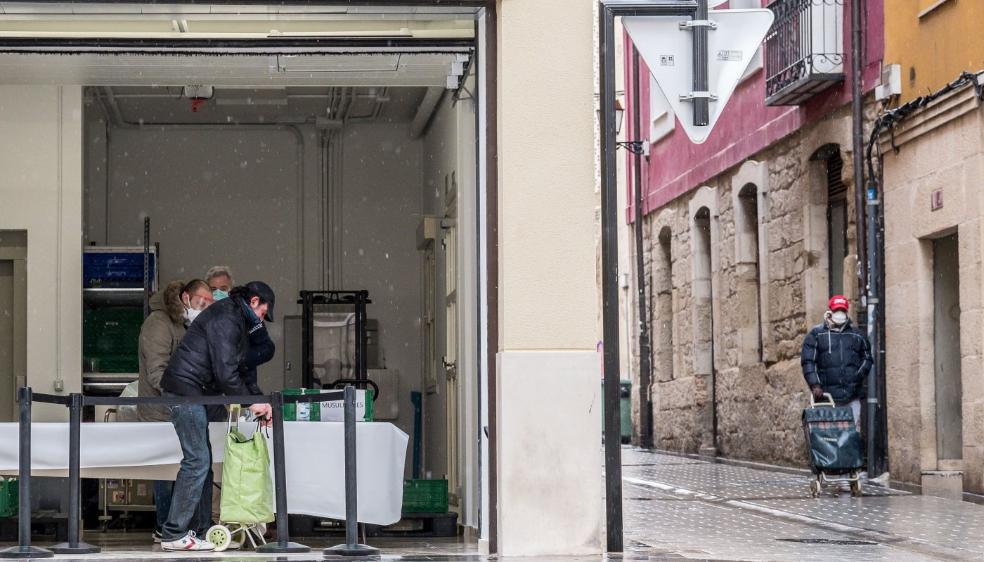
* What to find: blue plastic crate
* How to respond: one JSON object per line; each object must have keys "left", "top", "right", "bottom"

{"left": 83, "top": 251, "right": 155, "bottom": 288}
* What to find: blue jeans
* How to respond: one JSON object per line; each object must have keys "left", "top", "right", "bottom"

{"left": 153, "top": 480, "right": 172, "bottom": 531}
{"left": 162, "top": 401, "right": 214, "bottom": 541}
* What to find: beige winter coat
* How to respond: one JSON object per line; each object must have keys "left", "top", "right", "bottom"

{"left": 136, "top": 282, "right": 186, "bottom": 422}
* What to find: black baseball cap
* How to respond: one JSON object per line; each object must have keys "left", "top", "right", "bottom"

{"left": 245, "top": 281, "right": 276, "bottom": 322}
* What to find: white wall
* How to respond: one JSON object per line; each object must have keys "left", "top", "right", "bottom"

{"left": 421, "top": 92, "right": 454, "bottom": 482}
{"left": 337, "top": 121, "right": 423, "bottom": 440}
{"left": 89, "top": 123, "right": 306, "bottom": 396}
{"left": 83, "top": 104, "right": 430, "bottom": 440}
{"left": 419, "top": 78, "right": 480, "bottom": 529}
{"left": 0, "top": 86, "right": 83, "bottom": 421}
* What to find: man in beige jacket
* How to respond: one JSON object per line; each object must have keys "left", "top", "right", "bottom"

{"left": 137, "top": 278, "right": 212, "bottom": 542}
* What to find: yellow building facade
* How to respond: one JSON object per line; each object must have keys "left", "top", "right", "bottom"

{"left": 884, "top": 0, "right": 984, "bottom": 103}
{"left": 881, "top": 0, "right": 984, "bottom": 498}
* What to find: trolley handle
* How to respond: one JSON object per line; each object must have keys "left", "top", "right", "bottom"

{"left": 324, "top": 378, "right": 379, "bottom": 403}
{"left": 809, "top": 392, "right": 836, "bottom": 408}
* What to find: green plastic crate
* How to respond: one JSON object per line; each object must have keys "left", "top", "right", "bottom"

{"left": 0, "top": 478, "right": 18, "bottom": 518}
{"left": 402, "top": 479, "right": 448, "bottom": 514}
{"left": 83, "top": 307, "right": 142, "bottom": 356}
{"left": 84, "top": 354, "right": 139, "bottom": 373}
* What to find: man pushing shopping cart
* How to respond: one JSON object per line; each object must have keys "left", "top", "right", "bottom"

{"left": 800, "top": 295, "right": 872, "bottom": 497}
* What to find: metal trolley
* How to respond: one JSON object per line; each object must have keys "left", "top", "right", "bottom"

{"left": 802, "top": 393, "right": 864, "bottom": 498}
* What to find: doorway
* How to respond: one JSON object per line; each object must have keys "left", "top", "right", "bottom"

{"left": 933, "top": 233, "right": 962, "bottom": 463}
{"left": 0, "top": 230, "right": 27, "bottom": 423}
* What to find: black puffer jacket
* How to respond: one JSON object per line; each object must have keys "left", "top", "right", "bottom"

{"left": 241, "top": 323, "right": 275, "bottom": 395}
{"left": 800, "top": 320, "right": 872, "bottom": 402}
{"left": 162, "top": 296, "right": 255, "bottom": 398}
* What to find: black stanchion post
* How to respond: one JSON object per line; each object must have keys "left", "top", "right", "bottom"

{"left": 51, "top": 393, "right": 99, "bottom": 554}
{"left": 326, "top": 385, "right": 378, "bottom": 557}
{"left": 0, "top": 387, "right": 52, "bottom": 559}
{"left": 256, "top": 391, "right": 309, "bottom": 553}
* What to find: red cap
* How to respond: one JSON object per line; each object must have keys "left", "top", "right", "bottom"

{"left": 828, "top": 295, "right": 849, "bottom": 312}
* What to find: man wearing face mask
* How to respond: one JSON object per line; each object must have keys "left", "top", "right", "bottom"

{"left": 158, "top": 281, "right": 275, "bottom": 552}
{"left": 135, "top": 278, "right": 212, "bottom": 542}
{"left": 204, "top": 265, "right": 273, "bottom": 395}
{"left": 800, "top": 295, "right": 873, "bottom": 430}
{"left": 205, "top": 265, "right": 234, "bottom": 302}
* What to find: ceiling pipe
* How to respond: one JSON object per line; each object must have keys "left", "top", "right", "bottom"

{"left": 409, "top": 86, "right": 444, "bottom": 138}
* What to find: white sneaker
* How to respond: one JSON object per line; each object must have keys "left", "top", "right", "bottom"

{"left": 161, "top": 531, "right": 215, "bottom": 552}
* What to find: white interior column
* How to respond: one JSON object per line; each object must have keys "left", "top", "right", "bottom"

{"left": 0, "top": 86, "right": 83, "bottom": 421}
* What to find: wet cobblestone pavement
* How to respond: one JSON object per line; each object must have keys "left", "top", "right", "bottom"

{"left": 621, "top": 447, "right": 984, "bottom": 561}
{"left": 6, "top": 449, "right": 984, "bottom": 560}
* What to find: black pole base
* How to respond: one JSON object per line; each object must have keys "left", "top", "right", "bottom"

{"left": 325, "top": 543, "right": 380, "bottom": 557}
{"left": 0, "top": 545, "right": 54, "bottom": 559}
{"left": 255, "top": 541, "right": 310, "bottom": 553}
{"left": 50, "top": 542, "right": 101, "bottom": 554}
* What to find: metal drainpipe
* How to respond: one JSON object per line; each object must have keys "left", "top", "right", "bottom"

{"left": 631, "top": 46, "right": 654, "bottom": 448}
{"left": 850, "top": 0, "right": 878, "bottom": 475}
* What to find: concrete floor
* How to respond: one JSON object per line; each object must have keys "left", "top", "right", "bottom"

{"left": 0, "top": 536, "right": 482, "bottom": 560}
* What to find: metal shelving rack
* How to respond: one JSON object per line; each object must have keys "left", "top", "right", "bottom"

{"left": 81, "top": 217, "right": 158, "bottom": 396}
{"left": 298, "top": 290, "right": 371, "bottom": 390}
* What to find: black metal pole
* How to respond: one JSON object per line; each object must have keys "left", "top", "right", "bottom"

{"left": 143, "top": 217, "right": 151, "bottom": 319}
{"left": 0, "top": 388, "right": 52, "bottom": 559}
{"left": 692, "top": 0, "right": 709, "bottom": 126}
{"left": 50, "top": 394, "right": 99, "bottom": 554}
{"left": 302, "top": 292, "right": 313, "bottom": 388}
{"left": 255, "top": 392, "right": 309, "bottom": 553}
{"left": 354, "top": 294, "right": 363, "bottom": 382}
{"left": 631, "top": 46, "right": 654, "bottom": 449}
{"left": 599, "top": 3, "right": 624, "bottom": 554}
{"left": 326, "top": 385, "right": 378, "bottom": 557}
{"left": 361, "top": 292, "right": 369, "bottom": 380}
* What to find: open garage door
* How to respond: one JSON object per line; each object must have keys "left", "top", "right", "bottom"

{"left": 0, "top": 0, "right": 491, "bottom": 551}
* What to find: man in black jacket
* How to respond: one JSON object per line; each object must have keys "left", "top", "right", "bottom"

{"left": 158, "top": 281, "right": 275, "bottom": 552}
{"left": 801, "top": 295, "right": 872, "bottom": 429}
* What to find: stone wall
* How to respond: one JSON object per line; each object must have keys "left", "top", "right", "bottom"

{"left": 628, "top": 102, "right": 871, "bottom": 467}
{"left": 881, "top": 85, "right": 984, "bottom": 494}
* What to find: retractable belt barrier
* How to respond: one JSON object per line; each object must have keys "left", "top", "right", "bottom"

{"left": 0, "top": 386, "right": 379, "bottom": 559}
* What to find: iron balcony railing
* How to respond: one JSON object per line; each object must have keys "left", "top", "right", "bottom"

{"left": 765, "top": 0, "right": 844, "bottom": 106}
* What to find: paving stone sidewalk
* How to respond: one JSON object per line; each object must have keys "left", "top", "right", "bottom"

{"left": 621, "top": 447, "right": 984, "bottom": 561}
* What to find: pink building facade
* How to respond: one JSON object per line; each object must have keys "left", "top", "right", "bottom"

{"left": 623, "top": 0, "right": 885, "bottom": 463}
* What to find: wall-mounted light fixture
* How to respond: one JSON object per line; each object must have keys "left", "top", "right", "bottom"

{"left": 614, "top": 99, "right": 646, "bottom": 155}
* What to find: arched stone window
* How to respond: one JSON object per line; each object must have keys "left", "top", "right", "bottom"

{"left": 689, "top": 186, "right": 719, "bottom": 454}
{"left": 731, "top": 159, "right": 770, "bottom": 364}
{"left": 654, "top": 225, "right": 674, "bottom": 382}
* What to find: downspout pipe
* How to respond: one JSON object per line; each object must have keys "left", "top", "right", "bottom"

{"left": 850, "top": 0, "right": 880, "bottom": 477}
{"left": 631, "top": 46, "right": 654, "bottom": 448}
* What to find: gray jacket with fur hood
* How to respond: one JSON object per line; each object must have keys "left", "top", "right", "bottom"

{"left": 136, "top": 281, "right": 187, "bottom": 422}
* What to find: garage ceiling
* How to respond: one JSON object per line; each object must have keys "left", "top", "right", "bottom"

{"left": 0, "top": 51, "right": 470, "bottom": 86}
{"left": 89, "top": 85, "right": 430, "bottom": 124}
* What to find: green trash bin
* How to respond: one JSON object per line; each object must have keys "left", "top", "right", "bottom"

{"left": 601, "top": 379, "right": 633, "bottom": 444}
{"left": 620, "top": 379, "right": 632, "bottom": 444}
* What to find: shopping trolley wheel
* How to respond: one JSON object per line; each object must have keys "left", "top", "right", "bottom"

{"left": 809, "top": 479, "right": 821, "bottom": 498}
{"left": 850, "top": 477, "right": 863, "bottom": 497}
{"left": 207, "top": 524, "right": 232, "bottom": 552}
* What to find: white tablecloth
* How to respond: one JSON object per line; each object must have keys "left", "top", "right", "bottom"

{"left": 0, "top": 421, "right": 408, "bottom": 526}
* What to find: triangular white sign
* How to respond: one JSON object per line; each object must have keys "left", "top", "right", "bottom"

{"left": 624, "top": 9, "right": 774, "bottom": 144}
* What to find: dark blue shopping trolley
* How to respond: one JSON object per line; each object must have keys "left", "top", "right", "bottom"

{"left": 802, "top": 393, "right": 864, "bottom": 497}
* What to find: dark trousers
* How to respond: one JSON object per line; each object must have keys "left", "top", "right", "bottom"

{"left": 152, "top": 480, "right": 172, "bottom": 531}
{"left": 162, "top": 401, "right": 214, "bottom": 541}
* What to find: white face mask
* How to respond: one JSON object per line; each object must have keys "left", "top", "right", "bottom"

{"left": 183, "top": 306, "right": 202, "bottom": 324}
{"left": 831, "top": 311, "right": 848, "bottom": 325}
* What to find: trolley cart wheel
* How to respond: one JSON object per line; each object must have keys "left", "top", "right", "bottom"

{"left": 207, "top": 524, "right": 233, "bottom": 552}
{"left": 809, "top": 479, "right": 821, "bottom": 498}
{"left": 850, "top": 477, "right": 863, "bottom": 497}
